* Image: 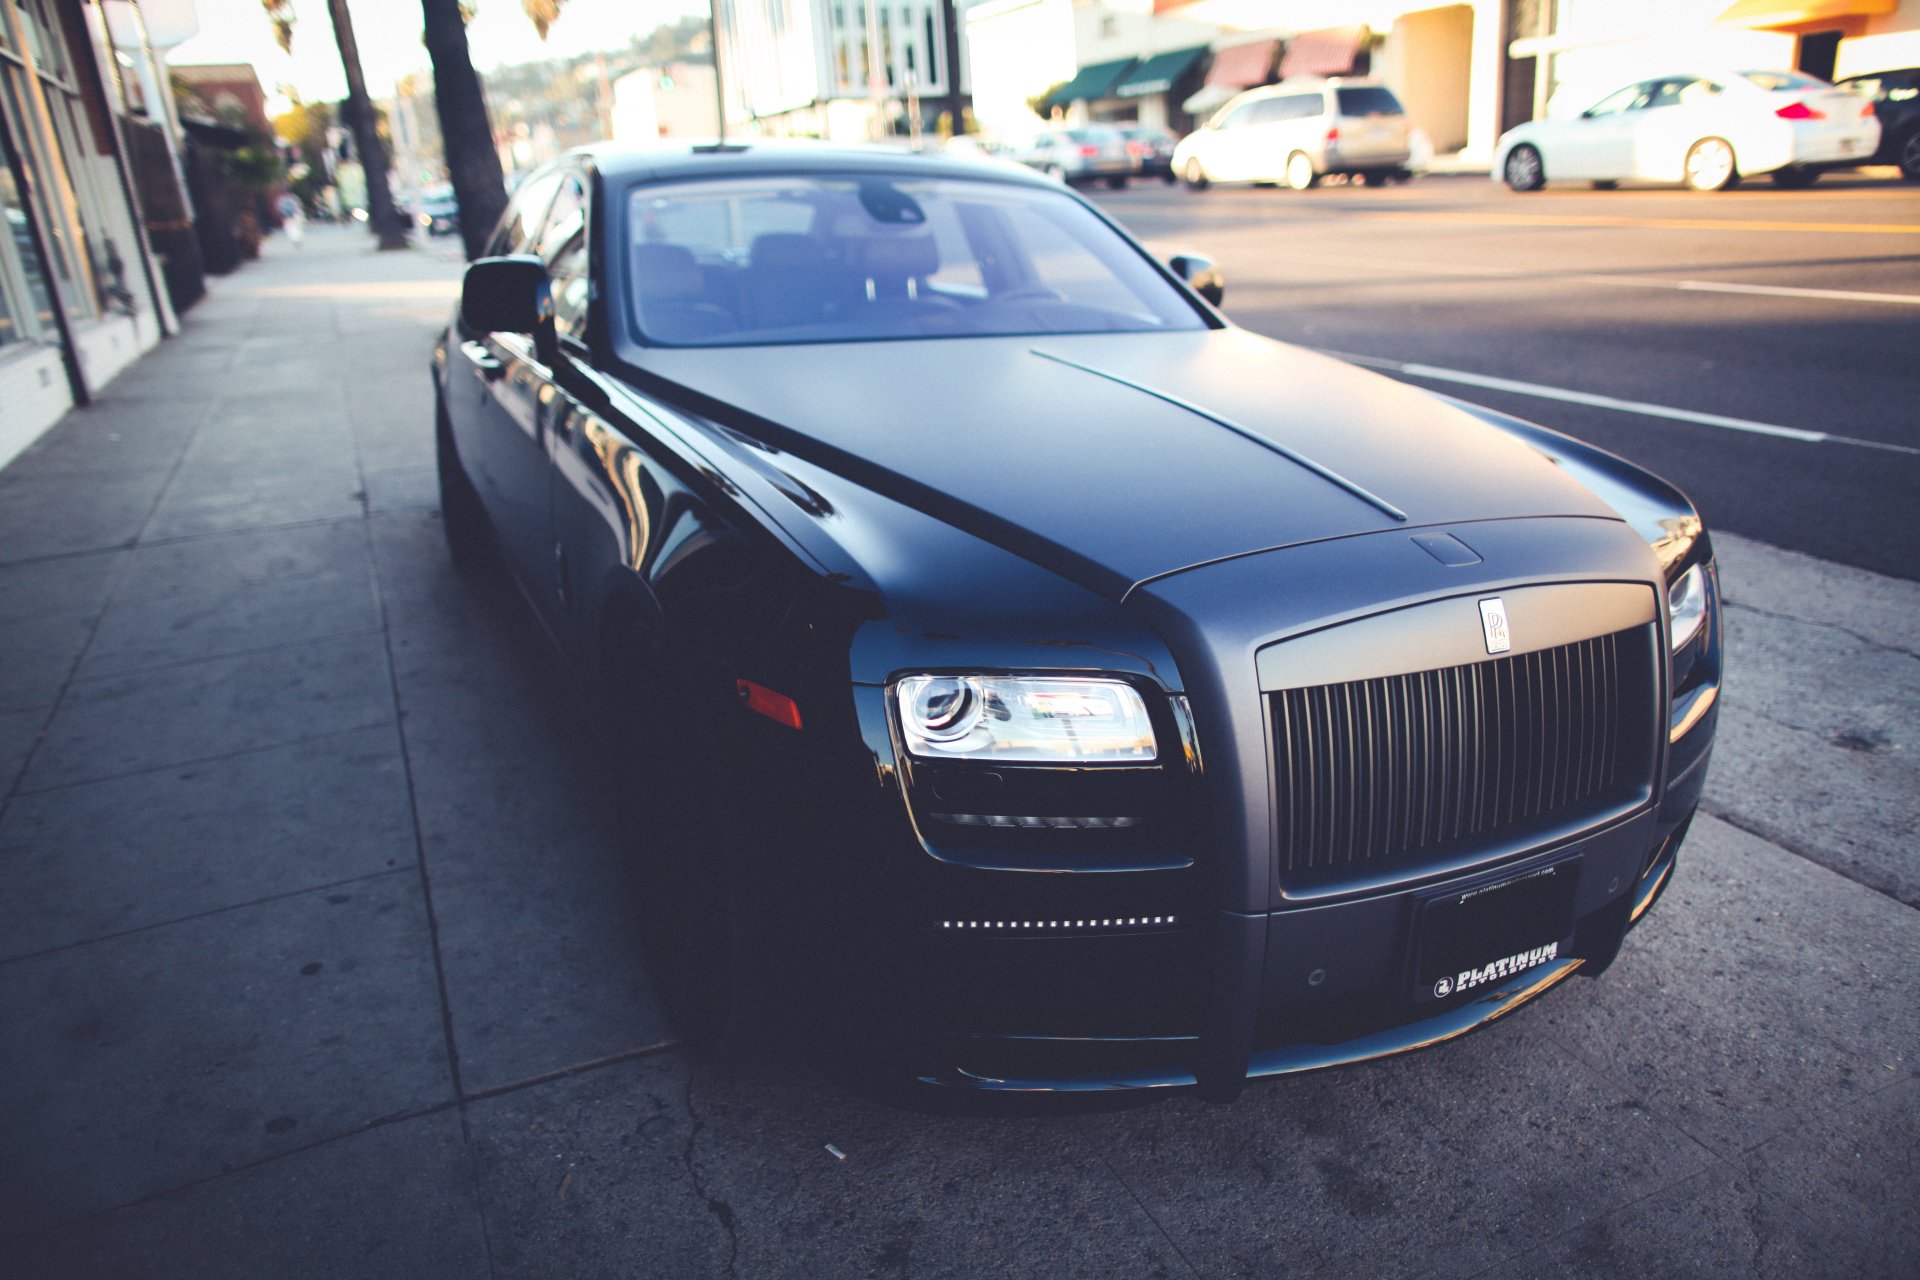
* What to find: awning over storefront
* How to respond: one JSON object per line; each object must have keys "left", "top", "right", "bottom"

{"left": 1039, "top": 58, "right": 1139, "bottom": 113}
{"left": 1114, "top": 45, "right": 1210, "bottom": 99}
{"left": 1715, "top": 0, "right": 1895, "bottom": 26}
{"left": 1206, "top": 39, "right": 1278, "bottom": 89}
{"left": 1278, "top": 25, "right": 1369, "bottom": 80}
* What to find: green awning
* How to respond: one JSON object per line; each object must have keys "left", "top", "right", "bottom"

{"left": 1040, "top": 58, "right": 1138, "bottom": 112}
{"left": 1114, "top": 45, "right": 1209, "bottom": 99}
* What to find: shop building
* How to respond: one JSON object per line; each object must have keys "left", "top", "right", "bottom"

{"left": 714, "top": 0, "right": 971, "bottom": 140}
{"left": 3, "top": 0, "right": 177, "bottom": 470}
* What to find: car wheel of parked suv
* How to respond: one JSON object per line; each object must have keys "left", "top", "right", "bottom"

{"left": 1503, "top": 144, "right": 1545, "bottom": 191}
{"left": 1106, "top": 175, "right": 1129, "bottom": 190}
{"left": 1284, "top": 151, "right": 1318, "bottom": 190}
{"left": 1901, "top": 132, "right": 1920, "bottom": 182}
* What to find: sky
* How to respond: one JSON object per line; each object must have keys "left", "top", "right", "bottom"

{"left": 168, "top": 0, "right": 707, "bottom": 114}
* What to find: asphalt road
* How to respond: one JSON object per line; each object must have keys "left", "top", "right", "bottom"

{"left": 1093, "top": 168, "right": 1920, "bottom": 581}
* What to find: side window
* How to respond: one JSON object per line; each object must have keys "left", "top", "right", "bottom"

{"left": 1585, "top": 83, "right": 1646, "bottom": 118}
{"left": 493, "top": 171, "right": 562, "bottom": 255}
{"left": 1677, "top": 79, "right": 1725, "bottom": 108}
{"left": 538, "top": 174, "right": 587, "bottom": 260}
{"left": 547, "top": 234, "right": 590, "bottom": 342}
{"left": 1216, "top": 101, "right": 1259, "bottom": 129}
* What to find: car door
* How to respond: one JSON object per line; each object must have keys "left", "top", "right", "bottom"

{"left": 1553, "top": 81, "right": 1651, "bottom": 179}
{"left": 1204, "top": 99, "right": 1263, "bottom": 181}
{"left": 1627, "top": 78, "right": 1711, "bottom": 180}
{"left": 485, "top": 169, "right": 591, "bottom": 626}
{"left": 450, "top": 167, "right": 562, "bottom": 574}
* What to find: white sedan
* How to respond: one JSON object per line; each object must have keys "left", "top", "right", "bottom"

{"left": 1494, "top": 70, "right": 1880, "bottom": 192}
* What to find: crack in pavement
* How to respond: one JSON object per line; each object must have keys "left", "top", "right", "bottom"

{"left": 680, "top": 1067, "right": 740, "bottom": 1278}
{"left": 1721, "top": 597, "right": 1920, "bottom": 664}
{"left": 1700, "top": 803, "right": 1918, "bottom": 911}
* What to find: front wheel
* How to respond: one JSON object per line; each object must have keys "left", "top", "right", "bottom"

{"left": 609, "top": 653, "right": 769, "bottom": 1058}
{"left": 1684, "top": 137, "right": 1739, "bottom": 192}
{"left": 1898, "top": 131, "right": 1920, "bottom": 181}
{"left": 1105, "top": 175, "right": 1129, "bottom": 190}
{"left": 1284, "top": 151, "right": 1319, "bottom": 191}
{"left": 1503, "top": 144, "right": 1545, "bottom": 191}
{"left": 1182, "top": 157, "right": 1210, "bottom": 190}
{"left": 1361, "top": 170, "right": 1390, "bottom": 187}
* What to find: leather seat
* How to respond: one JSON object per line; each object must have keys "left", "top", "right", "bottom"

{"left": 632, "top": 243, "right": 735, "bottom": 343}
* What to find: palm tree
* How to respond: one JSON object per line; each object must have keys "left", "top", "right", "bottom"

{"left": 262, "top": 1, "right": 410, "bottom": 249}
{"left": 421, "top": 0, "right": 509, "bottom": 260}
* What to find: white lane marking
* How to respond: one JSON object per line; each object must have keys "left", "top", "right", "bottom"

{"left": 1279, "top": 253, "right": 1920, "bottom": 306}
{"left": 1322, "top": 350, "right": 1920, "bottom": 457}
{"left": 1674, "top": 279, "right": 1920, "bottom": 306}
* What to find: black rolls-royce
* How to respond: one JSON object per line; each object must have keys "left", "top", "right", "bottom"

{"left": 433, "top": 143, "right": 1720, "bottom": 1098}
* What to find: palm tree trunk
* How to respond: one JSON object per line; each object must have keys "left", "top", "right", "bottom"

{"left": 326, "top": 0, "right": 409, "bottom": 249}
{"left": 421, "top": 0, "right": 508, "bottom": 261}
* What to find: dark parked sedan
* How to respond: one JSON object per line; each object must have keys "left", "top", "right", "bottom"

{"left": 1836, "top": 67, "right": 1920, "bottom": 180}
{"left": 434, "top": 142, "right": 1719, "bottom": 1097}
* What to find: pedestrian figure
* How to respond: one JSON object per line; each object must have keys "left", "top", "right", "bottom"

{"left": 277, "top": 192, "right": 306, "bottom": 248}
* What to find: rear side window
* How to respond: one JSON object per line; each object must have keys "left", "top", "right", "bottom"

{"left": 1335, "top": 87, "right": 1404, "bottom": 116}
{"left": 1742, "top": 70, "right": 1829, "bottom": 92}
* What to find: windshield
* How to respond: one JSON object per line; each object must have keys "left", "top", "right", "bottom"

{"left": 622, "top": 174, "right": 1206, "bottom": 347}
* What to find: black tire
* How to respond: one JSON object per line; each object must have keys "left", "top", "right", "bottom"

{"left": 1361, "top": 170, "right": 1390, "bottom": 187}
{"left": 1105, "top": 175, "right": 1129, "bottom": 190}
{"left": 1284, "top": 150, "right": 1319, "bottom": 191}
{"left": 1162, "top": 171, "right": 1177, "bottom": 185}
{"left": 435, "top": 398, "right": 494, "bottom": 573}
{"left": 1182, "top": 157, "right": 1209, "bottom": 190}
{"left": 1898, "top": 131, "right": 1920, "bottom": 181}
{"left": 1683, "top": 137, "right": 1739, "bottom": 192}
{"left": 607, "top": 644, "right": 770, "bottom": 1058}
{"left": 1504, "top": 144, "right": 1545, "bottom": 191}
{"left": 1591, "top": 179, "right": 1619, "bottom": 190}
{"left": 1770, "top": 166, "right": 1820, "bottom": 189}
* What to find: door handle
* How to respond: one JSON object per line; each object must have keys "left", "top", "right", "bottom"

{"left": 461, "top": 340, "right": 505, "bottom": 382}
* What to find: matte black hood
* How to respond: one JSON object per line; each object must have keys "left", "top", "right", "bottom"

{"left": 633, "top": 328, "right": 1619, "bottom": 599}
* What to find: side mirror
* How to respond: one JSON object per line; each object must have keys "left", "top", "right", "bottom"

{"left": 461, "top": 254, "right": 556, "bottom": 363}
{"left": 1169, "top": 253, "right": 1224, "bottom": 307}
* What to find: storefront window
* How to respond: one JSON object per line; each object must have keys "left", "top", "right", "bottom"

{"left": 2, "top": 64, "right": 88, "bottom": 317}
{"left": 0, "top": 156, "right": 58, "bottom": 345}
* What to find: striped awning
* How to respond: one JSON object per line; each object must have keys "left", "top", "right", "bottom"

{"left": 1206, "top": 39, "right": 1277, "bottom": 88}
{"left": 1115, "top": 45, "right": 1209, "bottom": 98}
{"left": 1278, "top": 25, "right": 1368, "bottom": 80}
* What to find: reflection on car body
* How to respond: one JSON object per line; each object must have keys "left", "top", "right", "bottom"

{"left": 434, "top": 142, "right": 1720, "bottom": 1097}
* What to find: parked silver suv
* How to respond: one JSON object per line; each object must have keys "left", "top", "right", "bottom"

{"left": 1173, "top": 79, "right": 1414, "bottom": 190}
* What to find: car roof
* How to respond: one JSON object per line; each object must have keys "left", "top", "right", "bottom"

{"left": 573, "top": 139, "right": 1058, "bottom": 190}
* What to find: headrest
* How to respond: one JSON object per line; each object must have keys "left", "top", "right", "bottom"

{"left": 750, "top": 233, "right": 827, "bottom": 270}
{"left": 859, "top": 234, "right": 939, "bottom": 282}
{"left": 633, "top": 242, "right": 703, "bottom": 300}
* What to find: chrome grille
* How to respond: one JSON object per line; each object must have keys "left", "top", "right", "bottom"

{"left": 1270, "top": 629, "right": 1646, "bottom": 888}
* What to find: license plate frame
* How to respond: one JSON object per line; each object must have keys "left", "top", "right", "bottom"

{"left": 1410, "top": 857, "right": 1581, "bottom": 1004}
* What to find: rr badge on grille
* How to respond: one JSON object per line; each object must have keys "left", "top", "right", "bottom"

{"left": 1478, "top": 597, "right": 1511, "bottom": 654}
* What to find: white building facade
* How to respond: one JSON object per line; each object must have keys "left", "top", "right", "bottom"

{"left": 2, "top": 0, "right": 179, "bottom": 470}
{"left": 716, "top": 0, "right": 971, "bottom": 140}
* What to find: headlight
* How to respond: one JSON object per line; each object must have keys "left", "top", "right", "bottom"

{"left": 895, "top": 675, "right": 1157, "bottom": 763}
{"left": 1668, "top": 564, "right": 1708, "bottom": 652}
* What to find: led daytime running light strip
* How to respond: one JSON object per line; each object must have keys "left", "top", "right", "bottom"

{"left": 933, "top": 813, "right": 1142, "bottom": 830}
{"left": 938, "top": 916, "right": 1178, "bottom": 931}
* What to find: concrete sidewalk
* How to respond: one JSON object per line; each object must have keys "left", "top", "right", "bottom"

{"left": 0, "top": 224, "right": 1913, "bottom": 1278}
